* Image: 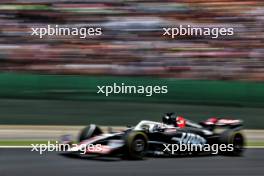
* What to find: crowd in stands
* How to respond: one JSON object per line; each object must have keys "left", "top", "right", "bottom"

{"left": 0, "top": 0, "right": 263, "bottom": 81}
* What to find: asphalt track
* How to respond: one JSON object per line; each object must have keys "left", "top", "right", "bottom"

{"left": 0, "top": 149, "right": 263, "bottom": 176}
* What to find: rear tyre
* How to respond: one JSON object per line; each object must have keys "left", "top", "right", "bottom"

{"left": 219, "top": 130, "right": 245, "bottom": 156}
{"left": 78, "top": 124, "right": 103, "bottom": 142}
{"left": 123, "top": 131, "right": 148, "bottom": 160}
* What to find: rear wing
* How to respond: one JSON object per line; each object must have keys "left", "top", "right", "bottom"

{"left": 201, "top": 118, "right": 243, "bottom": 129}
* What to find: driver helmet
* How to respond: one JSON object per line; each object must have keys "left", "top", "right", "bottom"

{"left": 176, "top": 116, "right": 186, "bottom": 128}
{"left": 162, "top": 113, "right": 186, "bottom": 128}
{"left": 162, "top": 113, "right": 176, "bottom": 125}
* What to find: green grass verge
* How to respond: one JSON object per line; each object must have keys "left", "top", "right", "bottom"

{"left": 1, "top": 99, "right": 264, "bottom": 129}
{"left": 0, "top": 140, "right": 57, "bottom": 146}
{"left": 246, "top": 141, "right": 264, "bottom": 147}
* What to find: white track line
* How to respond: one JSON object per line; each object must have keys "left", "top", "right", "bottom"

{"left": 245, "top": 146, "right": 264, "bottom": 149}
{"left": 0, "top": 146, "right": 32, "bottom": 148}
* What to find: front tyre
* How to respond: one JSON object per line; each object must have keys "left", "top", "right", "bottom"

{"left": 123, "top": 131, "right": 148, "bottom": 160}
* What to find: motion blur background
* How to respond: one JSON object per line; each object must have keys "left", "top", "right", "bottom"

{"left": 0, "top": 0, "right": 263, "bottom": 128}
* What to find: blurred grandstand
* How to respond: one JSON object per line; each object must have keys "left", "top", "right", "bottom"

{"left": 0, "top": 0, "right": 263, "bottom": 81}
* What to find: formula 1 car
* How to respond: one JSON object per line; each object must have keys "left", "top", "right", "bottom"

{"left": 60, "top": 113, "right": 245, "bottom": 159}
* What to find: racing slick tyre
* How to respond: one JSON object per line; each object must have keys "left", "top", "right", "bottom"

{"left": 219, "top": 129, "right": 245, "bottom": 156}
{"left": 123, "top": 131, "right": 148, "bottom": 160}
{"left": 78, "top": 124, "right": 103, "bottom": 142}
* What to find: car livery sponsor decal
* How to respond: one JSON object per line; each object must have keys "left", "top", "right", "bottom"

{"left": 172, "top": 132, "right": 206, "bottom": 145}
